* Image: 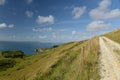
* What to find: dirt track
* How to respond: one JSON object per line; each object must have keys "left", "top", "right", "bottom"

{"left": 99, "top": 37, "right": 120, "bottom": 80}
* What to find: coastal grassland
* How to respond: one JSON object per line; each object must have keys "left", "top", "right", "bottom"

{"left": 104, "top": 28, "right": 120, "bottom": 43}
{"left": 0, "top": 41, "right": 81, "bottom": 80}
{"left": 0, "top": 52, "right": 2, "bottom": 58}
{"left": 65, "top": 37, "right": 100, "bottom": 80}
{"left": 0, "top": 52, "right": 4, "bottom": 58}
{"left": 36, "top": 37, "right": 100, "bottom": 80}
{"left": 0, "top": 37, "right": 100, "bottom": 80}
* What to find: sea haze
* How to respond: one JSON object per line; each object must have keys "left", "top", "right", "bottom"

{"left": 0, "top": 41, "right": 57, "bottom": 54}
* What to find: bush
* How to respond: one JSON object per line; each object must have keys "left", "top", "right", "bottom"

{"left": 0, "top": 59, "right": 16, "bottom": 70}
{"left": 52, "top": 45, "right": 59, "bottom": 48}
{"left": 1, "top": 50, "right": 24, "bottom": 58}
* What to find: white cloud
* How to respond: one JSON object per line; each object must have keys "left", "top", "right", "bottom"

{"left": 26, "top": 0, "right": 33, "bottom": 4}
{"left": 0, "top": 23, "right": 14, "bottom": 29}
{"left": 25, "top": 11, "right": 33, "bottom": 18}
{"left": 32, "top": 27, "right": 53, "bottom": 32}
{"left": 38, "top": 35, "right": 47, "bottom": 39}
{"left": 0, "top": 23, "right": 7, "bottom": 28}
{"left": 72, "top": 6, "right": 86, "bottom": 19}
{"left": 8, "top": 24, "right": 14, "bottom": 28}
{"left": 72, "top": 30, "right": 77, "bottom": 35}
{"left": 32, "top": 28, "right": 37, "bottom": 31}
{"left": 89, "top": 0, "right": 120, "bottom": 20}
{"left": 87, "top": 21, "right": 111, "bottom": 32}
{"left": 72, "top": 30, "right": 81, "bottom": 38}
{"left": 99, "top": 0, "right": 111, "bottom": 9}
{"left": 0, "top": 0, "right": 5, "bottom": 5}
{"left": 37, "top": 15, "right": 54, "bottom": 24}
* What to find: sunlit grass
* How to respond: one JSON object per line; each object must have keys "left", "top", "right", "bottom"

{"left": 35, "top": 37, "right": 100, "bottom": 80}
{"left": 0, "top": 37, "right": 100, "bottom": 80}
{"left": 104, "top": 28, "right": 120, "bottom": 43}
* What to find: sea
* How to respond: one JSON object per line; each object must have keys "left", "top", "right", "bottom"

{"left": 0, "top": 41, "right": 57, "bottom": 54}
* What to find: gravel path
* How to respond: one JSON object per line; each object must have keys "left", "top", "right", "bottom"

{"left": 99, "top": 37, "right": 120, "bottom": 80}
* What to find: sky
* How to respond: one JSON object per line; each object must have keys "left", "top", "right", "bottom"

{"left": 0, "top": 0, "right": 120, "bottom": 43}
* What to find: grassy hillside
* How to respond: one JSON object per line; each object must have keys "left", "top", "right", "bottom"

{"left": 1, "top": 28, "right": 120, "bottom": 80}
{"left": 104, "top": 28, "right": 120, "bottom": 43}
{"left": 0, "top": 37, "right": 100, "bottom": 80}
{"left": 37, "top": 37, "right": 100, "bottom": 80}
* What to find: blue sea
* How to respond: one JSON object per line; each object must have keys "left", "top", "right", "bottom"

{"left": 0, "top": 41, "right": 57, "bottom": 54}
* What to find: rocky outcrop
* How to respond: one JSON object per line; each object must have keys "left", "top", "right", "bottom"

{"left": 35, "top": 48, "right": 49, "bottom": 53}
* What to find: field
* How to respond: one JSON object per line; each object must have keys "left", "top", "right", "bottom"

{"left": 0, "top": 37, "right": 100, "bottom": 80}
{"left": 1, "top": 27, "right": 120, "bottom": 80}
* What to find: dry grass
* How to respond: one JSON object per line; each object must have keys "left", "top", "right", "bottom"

{"left": 104, "top": 28, "right": 120, "bottom": 56}
{"left": 35, "top": 37, "right": 100, "bottom": 80}
{"left": 63, "top": 37, "right": 100, "bottom": 80}
{"left": 0, "top": 37, "right": 100, "bottom": 80}
{"left": 0, "top": 41, "right": 79, "bottom": 80}
{"left": 104, "top": 28, "right": 120, "bottom": 43}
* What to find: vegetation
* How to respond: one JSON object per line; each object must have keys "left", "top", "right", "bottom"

{"left": 104, "top": 28, "right": 120, "bottom": 55}
{"left": 0, "top": 37, "right": 100, "bottom": 80}
{"left": 104, "top": 28, "right": 120, "bottom": 43}
{"left": 1, "top": 28, "right": 120, "bottom": 80}
{"left": 34, "top": 37, "right": 100, "bottom": 80}
{"left": 0, "top": 59, "right": 16, "bottom": 71}
{"left": 0, "top": 50, "right": 24, "bottom": 72}
{"left": 0, "top": 36, "right": 101, "bottom": 80}
{"left": 1, "top": 50, "right": 24, "bottom": 58}
{"left": 52, "top": 45, "right": 59, "bottom": 48}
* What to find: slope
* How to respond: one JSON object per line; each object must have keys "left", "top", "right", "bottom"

{"left": 0, "top": 37, "right": 100, "bottom": 80}
{"left": 104, "top": 28, "right": 120, "bottom": 44}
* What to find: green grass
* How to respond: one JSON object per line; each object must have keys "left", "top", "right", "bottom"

{"left": 0, "top": 41, "right": 79, "bottom": 80}
{"left": 0, "top": 37, "right": 100, "bottom": 80}
{"left": 63, "top": 37, "right": 100, "bottom": 80}
{"left": 34, "top": 28, "right": 120, "bottom": 80}
{"left": 1, "top": 28, "right": 120, "bottom": 80}
{"left": 0, "top": 52, "right": 4, "bottom": 58}
{"left": 0, "top": 58, "right": 16, "bottom": 71}
{"left": 33, "top": 37, "right": 100, "bottom": 80}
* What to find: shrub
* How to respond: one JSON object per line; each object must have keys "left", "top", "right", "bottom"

{"left": 52, "top": 45, "right": 59, "bottom": 48}
{"left": 1, "top": 50, "right": 24, "bottom": 58}
{"left": 0, "top": 59, "right": 16, "bottom": 70}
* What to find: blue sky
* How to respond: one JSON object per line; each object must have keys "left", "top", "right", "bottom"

{"left": 0, "top": 0, "right": 120, "bottom": 42}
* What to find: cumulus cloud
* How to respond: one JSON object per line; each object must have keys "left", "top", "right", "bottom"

{"left": 0, "top": 23, "right": 14, "bottom": 29}
{"left": 0, "top": 0, "right": 5, "bottom": 5}
{"left": 72, "top": 6, "right": 86, "bottom": 19}
{"left": 99, "top": 0, "right": 111, "bottom": 9}
{"left": 87, "top": 21, "right": 111, "bottom": 32}
{"left": 0, "top": 23, "right": 7, "bottom": 28}
{"left": 25, "top": 11, "right": 33, "bottom": 18}
{"left": 37, "top": 15, "right": 54, "bottom": 24}
{"left": 8, "top": 24, "right": 14, "bottom": 28}
{"left": 72, "top": 30, "right": 77, "bottom": 35}
{"left": 32, "top": 27, "right": 53, "bottom": 32}
{"left": 89, "top": 0, "right": 120, "bottom": 20}
{"left": 72, "top": 30, "right": 81, "bottom": 37}
{"left": 38, "top": 35, "right": 47, "bottom": 39}
{"left": 26, "top": 0, "right": 33, "bottom": 4}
